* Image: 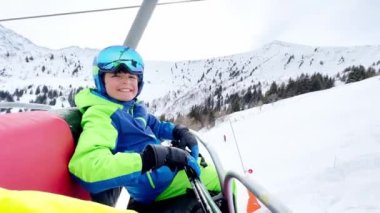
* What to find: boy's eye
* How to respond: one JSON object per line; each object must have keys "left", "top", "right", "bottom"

{"left": 111, "top": 73, "right": 120, "bottom": 77}
{"left": 110, "top": 73, "right": 137, "bottom": 79}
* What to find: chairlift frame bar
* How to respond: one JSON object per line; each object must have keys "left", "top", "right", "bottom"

{"left": 124, "top": 0, "right": 158, "bottom": 49}
{"left": 0, "top": 102, "right": 51, "bottom": 110}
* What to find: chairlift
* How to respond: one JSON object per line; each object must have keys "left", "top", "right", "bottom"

{"left": 0, "top": 1, "right": 291, "bottom": 212}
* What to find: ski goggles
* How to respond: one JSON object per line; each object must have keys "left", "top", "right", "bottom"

{"left": 94, "top": 46, "right": 144, "bottom": 75}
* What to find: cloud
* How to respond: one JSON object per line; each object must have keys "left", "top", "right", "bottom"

{"left": 1, "top": 0, "right": 380, "bottom": 60}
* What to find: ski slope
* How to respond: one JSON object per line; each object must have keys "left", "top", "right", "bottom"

{"left": 201, "top": 76, "right": 380, "bottom": 212}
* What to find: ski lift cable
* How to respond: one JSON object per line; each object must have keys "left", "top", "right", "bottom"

{"left": 0, "top": 0, "right": 206, "bottom": 22}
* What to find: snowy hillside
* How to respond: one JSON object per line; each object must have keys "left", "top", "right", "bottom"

{"left": 148, "top": 41, "right": 380, "bottom": 118}
{"left": 1, "top": 25, "right": 380, "bottom": 118}
{"left": 200, "top": 76, "right": 380, "bottom": 212}
{"left": 0, "top": 25, "right": 96, "bottom": 108}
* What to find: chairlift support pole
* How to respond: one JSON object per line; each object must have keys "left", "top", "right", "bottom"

{"left": 123, "top": 0, "right": 158, "bottom": 49}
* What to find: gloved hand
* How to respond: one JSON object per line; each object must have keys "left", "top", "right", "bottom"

{"left": 172, "top": 125, "right": 199, "bottom": 160}
{"left": 141, "top": 144, "right": 201, "bottom": 177}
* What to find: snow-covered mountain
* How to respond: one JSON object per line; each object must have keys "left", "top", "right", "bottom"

{"left": 0, "top": 25, "right": 96, "bottom": 108}
{"left": 147, "top": 41, "right": 380, "bottom": 118}
{"left": 1, "top": 25, "right": 380, "bottom": 117}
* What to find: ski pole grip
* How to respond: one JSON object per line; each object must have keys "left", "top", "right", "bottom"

{"left": 184, "top": 166, "right": 197, "bottom": 179}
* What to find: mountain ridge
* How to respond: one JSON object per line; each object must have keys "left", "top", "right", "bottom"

{"left": 0, "top": 25, "right": 379, "bottom": 117}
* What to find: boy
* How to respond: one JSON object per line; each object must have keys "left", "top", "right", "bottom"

{"left": 69, "top": 45, "right": 222, "bottom": 212}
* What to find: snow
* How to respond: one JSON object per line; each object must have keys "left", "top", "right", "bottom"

{"left": 114, "top": 76, "right": 380, "bottom": 212}
{"left": 200, "top": 76, "right": 380, "bottom": 212}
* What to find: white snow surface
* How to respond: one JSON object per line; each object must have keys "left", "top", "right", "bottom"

{"left": 204, "top": 75, "right": 380, "bottom": 212}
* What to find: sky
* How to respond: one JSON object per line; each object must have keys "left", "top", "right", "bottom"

{"left": 1, "top": 0, "right": 380, "bottom": 60}
{"left": 114, "top": 75, "right": 380, "bottom": 212}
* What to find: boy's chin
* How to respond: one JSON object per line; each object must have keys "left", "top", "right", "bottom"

{"left": 120, "top": 97, "right": 135, "bottom": 101}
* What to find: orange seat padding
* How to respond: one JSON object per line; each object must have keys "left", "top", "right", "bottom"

{"left": 0, "top": 111, "right": 90, "bottom": 200}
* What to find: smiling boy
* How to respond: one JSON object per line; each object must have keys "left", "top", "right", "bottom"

{"left": 69, "top": 45, "right": 223, "bottom": 212}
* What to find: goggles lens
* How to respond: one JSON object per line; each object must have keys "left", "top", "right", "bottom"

{"left": 96, "top": 46, "right": 144, "bottom": 74}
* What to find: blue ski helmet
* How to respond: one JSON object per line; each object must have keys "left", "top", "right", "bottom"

{"left": 93, "top": 45, "right": 144, "bottom": 97}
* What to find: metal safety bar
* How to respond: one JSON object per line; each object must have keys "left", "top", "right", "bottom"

{"left": 0, "top": 102, "right": 52, "bottom": 110}
{"left": 190, "top": 130, "right": 292, "bottom": 213}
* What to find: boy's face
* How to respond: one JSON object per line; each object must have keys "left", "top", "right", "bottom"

{"left": 104, "top": 72, "right": 138, "bottom": 101}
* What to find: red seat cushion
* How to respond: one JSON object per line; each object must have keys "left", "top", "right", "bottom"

{"left": 0, "top": 111, "right": 90, "bottom": 200}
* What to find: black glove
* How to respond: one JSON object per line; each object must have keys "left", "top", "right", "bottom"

{"left": 141, "top": 144, "right": 201, "bottom": 177}
{"left": 172, "top": 125, "right": 199, "bottom": 160}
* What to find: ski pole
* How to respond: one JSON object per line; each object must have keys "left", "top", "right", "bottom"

{"left": 185, "top": 166, "right": 221, "bottom": 213}
{"left": 185, "top": 167, "right": 209, "bottom": 212}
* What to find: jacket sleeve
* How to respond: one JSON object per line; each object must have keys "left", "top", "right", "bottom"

{"left": 146, "top": 113, "right": 175, "bottom": 141}
{"left": 68, "top": 105, "right": 143, "bottom": 193}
